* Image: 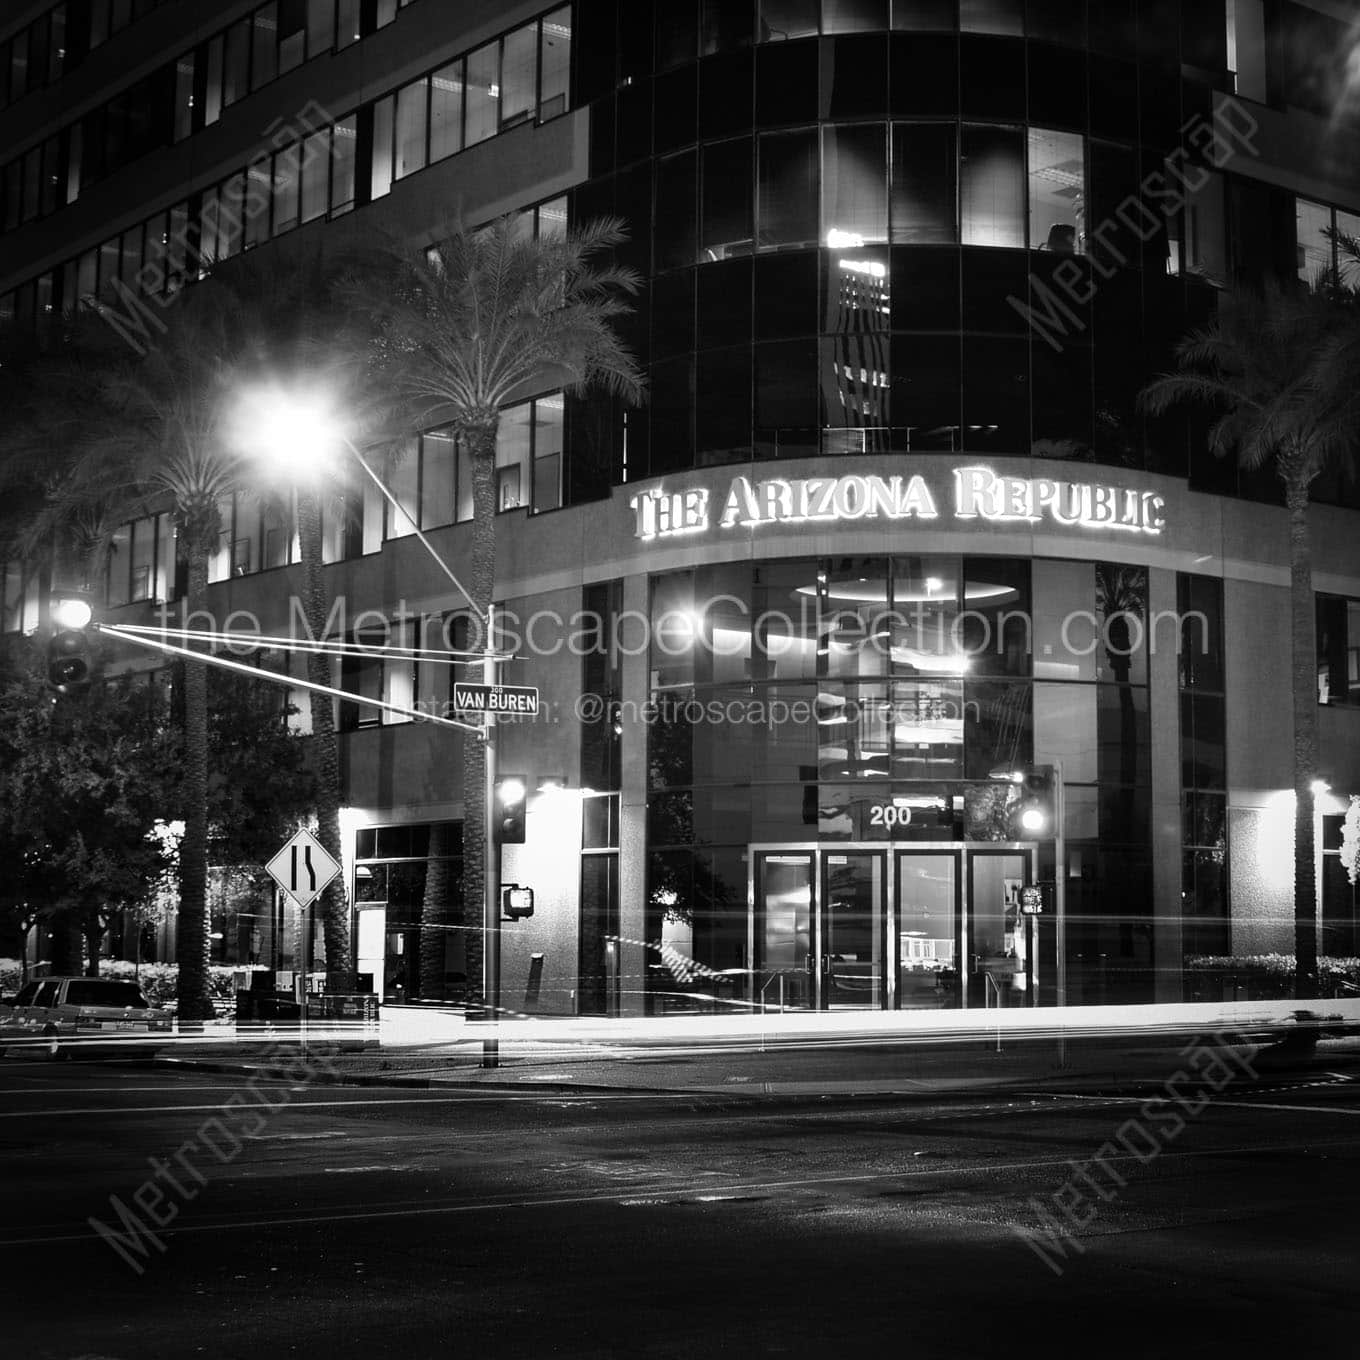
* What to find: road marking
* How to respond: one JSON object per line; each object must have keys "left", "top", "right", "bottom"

{"left": 0, "top": 1091, "right": 695, "bottom": 1119}
{"left": 1019, "top": 1091, "right": 1360, "bottom": 1117}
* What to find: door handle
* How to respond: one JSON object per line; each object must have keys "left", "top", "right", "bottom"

{"left": 805, "top": 952, "right": 814, "bottom": 977}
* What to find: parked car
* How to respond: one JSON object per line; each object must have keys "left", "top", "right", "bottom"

{"left": 0, "top": 976, "right": 172, "bottom": 1059}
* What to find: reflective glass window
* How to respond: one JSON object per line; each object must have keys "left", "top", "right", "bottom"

{"left": 961, "top": 335, "right": 1027, "bottom": 452}
{"left": 1295, "top": 198, "right": 1332, "bottom": 286}
{"left": 754, "top": 251, "right": 818, "bottom": 338}
{"left": 278, "top": 0, "right": 306, "bottom": 71}
{"left": 960, "top": 0, "right": 1022, "bottom": 33}
{"left": 337, "top": 0, "right": 360, "bottom": 48}
{"left": 892, "top": 0, "right": 957, "bottom": 25}
{"left": 759, "top": 0, "right": 820, "bottom": 39}
{"left": 891, "top": 122, "right": 957, "bottom": 243}
{"left": 960, "top": 124, "right": 1024, "bottom": 247}
{"left": 822, "top": 123, "right": 888, "bottom": 246}
{"left": 307, "top": 0, "right": 335, "bottom": 53}
{"left": 655, "top": 150, "right": 698, "bottom": 270}
{"left": 824, "top": 0, "right": 888, "bottom": 31}
{"left": 701, "top": 138, "right": 754, "bottom": 260}
{"left": 758, "top": 129, "right": 819, "bottom": 250}
{"left": 823, "top": 34, "right": 888, "bottom": 118}
{"left": 703, "top": 0, "right": 754, "bottom": 51}
{"left": 657, "top": 0, "right": 699, "bottom": 68}
{"left": 223, "top": 19, "right": 249, "bottom": 106}
{"left": 696, "top": 345, "right": 753, "bottom": 465}
{"left": 890, "top": 334, "right": 960, "bottom": 450}
{"left": 698, "top": 257, "right": 753, "bottom": 348}
{"left": 754, "top": 338, "right": 819, "bottom": 457}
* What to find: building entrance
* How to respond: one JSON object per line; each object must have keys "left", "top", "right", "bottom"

{"left": 751, "top": 843, "right": 1037, "bottom": 1011}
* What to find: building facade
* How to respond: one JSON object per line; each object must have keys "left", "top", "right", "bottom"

{"left": 2, "top": 0, "right": 1359, "bottom": 1014}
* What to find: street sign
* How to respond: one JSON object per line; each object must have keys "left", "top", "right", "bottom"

{"left": 266, "top": 829, "right": 342, "bottom": 909}
{"left": 452, "top": 682, "right": 540, "bottom": 715}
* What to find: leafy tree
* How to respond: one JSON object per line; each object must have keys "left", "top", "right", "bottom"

{"left": 1140, "top": 281, "right": 1360, "bottom": 998}
{"left": 0, "top": 636, "right": 317, "bottom": 976}
{"left": 338, "top": 216, "right": 644, "bottom": 1011}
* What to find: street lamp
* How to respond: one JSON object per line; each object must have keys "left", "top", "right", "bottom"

{"left": 231, "top": 385, "right": 502, "bottom": 1054}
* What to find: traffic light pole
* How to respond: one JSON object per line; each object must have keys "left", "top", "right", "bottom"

{"left": 482, "top": 603, "right": 500, "bottom": 1070}
{"left": 1053, "top": 759, "right": 1067, "bottom": 1067}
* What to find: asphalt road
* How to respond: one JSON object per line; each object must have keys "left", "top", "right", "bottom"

{"left": 3, "top": 1055, "right": 1359, "bottom": 1359}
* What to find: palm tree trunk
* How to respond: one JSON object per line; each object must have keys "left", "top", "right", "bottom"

{"left": 461, "top": 421, "right": 498, "bottom": 1018}
{"left": 176, "top": 546, "right": 214, "bottom": 1022}
{"left": 419, "top": 821, "right": 452, "bottom": 997}
{"left": 1286, "top": 477, "right": 1319, "bottom": 1000}
{"left": 296, "top": 492, "right": 354, "bottom": 992}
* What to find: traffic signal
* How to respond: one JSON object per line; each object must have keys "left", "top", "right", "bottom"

{"left": 1007, "top": 767, "right": 1056, "bottom": 839}
{"left": 496, "top": 775, "right": 527, "bottom": 844}
{"left": 46, "top": 595, "right": 95, "bottom": 694}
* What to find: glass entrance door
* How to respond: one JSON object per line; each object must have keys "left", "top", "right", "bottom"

{"left": 894, "top": 851, "right": 959, "bottom": 1009}
{"left": 822, "top": 852, "right": 885, "bottom": 1009}
{"left": 755, "top": 852, "right": 816, "bottom": 1010}
{"left": 966, "top": 851, "right": 1029, "bottom": 1009}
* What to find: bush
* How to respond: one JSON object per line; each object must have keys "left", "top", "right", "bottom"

{"left": 0, "top": 958, "right": 240, "bottom": 1009}
{"left": 1185, "top": 954, "right": 1360, "bottom": 1000}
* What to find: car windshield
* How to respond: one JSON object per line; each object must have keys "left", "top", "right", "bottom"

{"left": 64, "top": 981, "right": 149, "bottom": 1009}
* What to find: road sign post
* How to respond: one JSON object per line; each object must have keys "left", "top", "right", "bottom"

{"left": 266, "top": 830, "right": 343, "bottom": 1059}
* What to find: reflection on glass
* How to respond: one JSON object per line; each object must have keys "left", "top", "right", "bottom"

{"left": 758, "top": 854, "right": 814, "bottom": 1008}
{"left": 824, "top": 852, "right": 883, "bottom": 1007}
{"left": 897, "top": 853, "right": 956, "bottom": 1008}
{"left": 968, "top": 853, "right": 1025, "bottom": 1006}
{"left": 961, "top": 125, "right": 1024, "bottom": 248}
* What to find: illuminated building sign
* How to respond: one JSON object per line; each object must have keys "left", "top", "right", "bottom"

{"left": 629, "top": 466, "right": 1166, "bottom": 540}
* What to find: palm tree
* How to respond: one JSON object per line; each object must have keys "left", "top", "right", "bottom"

{"left": 0, "top": 281, "right": 290, "bottom": 1019}
{"left": 339, "top": 215, "right": 643, "bottom": 1014}
{"left": 1140, "top": 281, "right": 1360, "bottom": 999}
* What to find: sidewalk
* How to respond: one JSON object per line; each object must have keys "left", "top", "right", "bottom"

{"left": 151, "top": 998, "right": 1360, "bottom": 1102}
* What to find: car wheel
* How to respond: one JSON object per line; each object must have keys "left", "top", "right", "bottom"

{"left": 42, "top": 1026, "right": 67, "bottom": 1061}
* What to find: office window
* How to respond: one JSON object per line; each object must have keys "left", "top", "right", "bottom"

{"left": 824, "top": 0, "right": 888, "bottom": 33}
{"left": 223, "top": 19, "right": 249, "bottom": 106}
{"left": 1318, "top": 594, "right": 1360, "bottom": 706}
{"left": 76, "top": 248, "right": 97, "bottom": 302}
{"left": 501, "top": 23, "right": 537, "bottom": 129}
{"left": 758, "top": 129, "right": 819, "bottom": 250}
{"left": 960, "top": 124, "right": 1024, "bottom": 247}
{"left": 891, "top": 122, "right": 957, "bottom": 243}
{"left": 307, "top": 0, "right": 335, "bottom": 54}
{"left": 337, "top": 0, "right": 361, "bottom": 48}
{"left": 332, "top": 115, "right": 357, "bottom": 213}
{"left": 394, "top": 78, "right": 428, "bottom": 179}
{"left": 466, "top": 41, "right": 498, "bottom": 145}
{"left": 1185, "top": 172, "right": 1227, "bottom": 287}
{"left": 204, "top": 35, "right": 224, "bottom": 125}
{"left": 272, "top": 142, "right": 301, "bottom": 233}
{"left": 537, "top": 194, "right": 568, "bottom": 238}
{"left": 420, "top": 430, "right": 456, "bottom": 528}
{"left": 655, "top": 150, "right": 698, "bottom": 270}
{"left": 539, "top": 7, "right": 571, "bottom": 119}
{"left": 252, "top": 4, "right": 278, "bottom": 90}
{"left": 822, "top": 123, "right": 888, "bottom": 246}
{"left": 278, "top": 0, "right": 307, "bottom": 71}
{"left": 534, "top": 395, "right": 564, "bottom": 512}
{"left": 198, "top": 189, "right": 221, "bottom": 265}
{"left": 430, "top": 61, "right": 464, "bottom": 161}
{"left": 385, "top": 439, "right": 420, "bottom": 539}
{"left": 129, "top": 517, "right": 153, "bottom": 599}
{"left": 496, "top": 402, "right": 532, "bottom": 511}
{"left": 371, "top": 94, "right": 394, "bottom": 200}
{"left": 243, "top": 164, "right": 271, "bottom": 247}
{"left": 299, "top": 129, "right": 329, "bottom": 223}
{"left": 1028, "top": 127, "right": 1085, "bottom": 255}
{"left": 217, "top": 173, "right": 244, "bottom": 258}
{"left": 98, "top": 237, "right": 121, "bottom": 295}
{"left": 174, "top": 57, "right": 194, "bottom": 142}
{"left": 107, "top": 523, "right": 131, "bottom": 606}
